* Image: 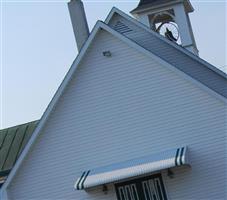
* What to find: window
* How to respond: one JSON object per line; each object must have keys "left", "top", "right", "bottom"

{"left": 115, "top": 174, "right": 168, "bottom": 200}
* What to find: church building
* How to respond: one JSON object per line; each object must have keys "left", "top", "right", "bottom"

{"left": 1, "top": 0, "right": 227, "bottom": 199}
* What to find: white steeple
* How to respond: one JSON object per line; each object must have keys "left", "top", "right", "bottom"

{"left": 131, "top": 0, "right": 198, "bottom": 55}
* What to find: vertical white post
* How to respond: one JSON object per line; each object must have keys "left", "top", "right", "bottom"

{"left": 137, "top": 14, "right": 150, "bottom": 27}
{"left": 68, "top": 0, "right": 90, "bottom": 52}
{"left": 173, "top": 3, "right": 198, "bottom": 55}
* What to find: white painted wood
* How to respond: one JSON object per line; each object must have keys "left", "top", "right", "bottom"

{"left": 6, "top": 27, "right": 227, "bottom": 200}
{"left": 173, "top": 3, "right": 198, "bottom": 55}
{"left": 3, "top": 16, "right": 225, "bottom": 198}
{"left": 107, "top": 12, "right": 227, "bottom": 101}
{"left": 0, "top": 189, "right": 8, "bottom": 200}
{"left": 131, "top": 1, "right": 198, "bottom": 55}
{"left": 3, "top": 15, "right": 225, "bottom": 199}
{"left": 137, "top": 14, "right": 150, "bottom": 27}
{"left": 0, "top": 21, "right": 103, "bottom": 198}
{"left": 105, "top": 8, "right": 225, "bottom": 79}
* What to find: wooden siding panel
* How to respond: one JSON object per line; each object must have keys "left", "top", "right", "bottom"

{"left": 109, "top": 14, "right": 227, "bottom": 98}
{"left": 8, "top": 29, "right": 226, "bottom": 200}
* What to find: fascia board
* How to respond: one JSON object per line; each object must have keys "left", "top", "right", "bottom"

{"left": 1, "top": 21, "right": 103, "bottom": 193}
{"left": 2, "top": 19, "right": 226, "bottom": 198}
{"left": 105, "top": 7, "right": 227, "bottom": 79}
{"left": 99, "top": 22, "right": 227, "bottom": 103}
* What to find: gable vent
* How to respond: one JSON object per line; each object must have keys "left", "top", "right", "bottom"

{"left": 114, "top": 21, "right": 132, "bottom": 34}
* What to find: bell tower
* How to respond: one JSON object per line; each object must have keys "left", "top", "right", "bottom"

{"left": 131, "top": 0, "right": 198, "bottom": 55}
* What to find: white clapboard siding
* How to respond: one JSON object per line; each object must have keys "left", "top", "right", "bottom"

{"left": 8, "top": 28, "right": 226, "bottom": 200}
{"left": 108, "top": 13, "right": 227, "bottom": 99}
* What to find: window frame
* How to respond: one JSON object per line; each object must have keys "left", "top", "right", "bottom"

{"left": 115, "top": 173, "right": 168, "bottom": 200}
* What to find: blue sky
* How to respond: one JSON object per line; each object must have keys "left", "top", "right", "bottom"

{"left": 0, "top": 0, "right": 226, "bottom": 128}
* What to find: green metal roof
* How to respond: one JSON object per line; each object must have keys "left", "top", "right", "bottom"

{"left": 0, "top": 120, "right": 38, "bottom": 186}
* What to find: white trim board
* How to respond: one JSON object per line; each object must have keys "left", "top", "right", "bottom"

{"left": 0, "top": 21, "right": 103, "bottom": 196}
{"left": 1, "top": 19, "right": 226, "bottom": 200}
{"left": 105, "top": 7, "right": 227, "bottom": 79}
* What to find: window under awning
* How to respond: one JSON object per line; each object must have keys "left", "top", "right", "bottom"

{"left": 75, "top": 146, "right": 189, "bottom": 190}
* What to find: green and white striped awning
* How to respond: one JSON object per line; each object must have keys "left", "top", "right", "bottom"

{"left": 75, "top": 147, "right": 189, "bottom": 190}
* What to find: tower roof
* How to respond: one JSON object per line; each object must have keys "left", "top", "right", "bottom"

{"left": 131, "top": 0, "right": 194, "bottom": 14}
{"left": 138, "top": 0, "right": 171, "bottom": 7}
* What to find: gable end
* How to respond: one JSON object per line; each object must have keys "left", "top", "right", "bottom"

{"left": 106, "top": 8, "right": 227, "bottom": 100}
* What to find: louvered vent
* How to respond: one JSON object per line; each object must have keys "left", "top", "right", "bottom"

{"left": 114, "top": 21, "right": 132, "bottom": 34}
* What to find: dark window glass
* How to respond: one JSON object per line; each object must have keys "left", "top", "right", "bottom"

{"left": 115, "top": 174, "right": 168, "bottom": 200}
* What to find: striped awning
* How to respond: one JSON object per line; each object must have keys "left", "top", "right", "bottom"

{"left": 75, "top": 147, "right": 189, "bottom": 190}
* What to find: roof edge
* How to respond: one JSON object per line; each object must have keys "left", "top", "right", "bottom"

{"left": 131, "top": 0, "right": 194, "bottom": 14}
{"left": 105, "top": 7, "right": 227, "bottom": 80}
{"left": 0, "top": 20, "right": 105, "bottom": 193}
{"left": 2, "top": 15, "right": 226, "bottom": 196}
{"left": 0, "top": 120, "right": 39, "bottom": 131}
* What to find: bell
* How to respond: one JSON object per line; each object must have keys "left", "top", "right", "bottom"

{"left": 165, "top": 28, "right": 177, "bottom": 42}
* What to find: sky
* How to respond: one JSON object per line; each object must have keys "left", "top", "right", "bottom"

{"left": 0, "top": 0, "right": 226, "bottom": 129}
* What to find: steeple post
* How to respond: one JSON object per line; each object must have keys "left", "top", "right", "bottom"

{"left": 173, "top": 3, "right": 198, "bottom": 55}
{"left": 137, "top": 14, "right": 150, "bottom": 27}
